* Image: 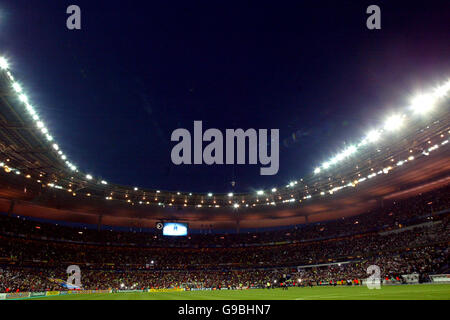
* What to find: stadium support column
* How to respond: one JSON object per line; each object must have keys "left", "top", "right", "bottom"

{"left": 7, "top": 200, "right": 16, "bottom": 217}
{"left": 305, "top": 215, "right": 309, "bottom": 224}
{"left": 97, "top": 214, "right": 103, "bottom": 231}
{"left": 236, "top": 212, "right": 240, "bottom": 234}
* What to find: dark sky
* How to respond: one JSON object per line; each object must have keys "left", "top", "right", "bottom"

{"left": 1, "top": 0, "right": 449, "bottom": 193}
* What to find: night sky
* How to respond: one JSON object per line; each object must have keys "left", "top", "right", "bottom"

{"left": 1, "top": 1, "right": 449, "bottom": 193}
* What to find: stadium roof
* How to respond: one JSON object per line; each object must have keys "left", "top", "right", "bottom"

{"left": 0, "top": 56, "right": 449, "bottom": 229}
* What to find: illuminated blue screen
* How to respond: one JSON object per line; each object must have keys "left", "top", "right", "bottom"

{"left": 163, "top": 223, "right": 188, "bottom": 236}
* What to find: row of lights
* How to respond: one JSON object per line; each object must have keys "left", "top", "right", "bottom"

{"left": 313, "top": 80, "right": 450, "bottom": 175}
{"left": 1, "top": 55, "right": 449, "bottom": 206}
{"left": 0, "top": 57, "right": 78, "bottom": 172}
{"left": 3, "top": 129, "right": 448, "bottom": 208}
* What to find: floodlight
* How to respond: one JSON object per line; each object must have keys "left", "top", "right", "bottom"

{"left": 12, "top": 82, "right": 22, "bottom": 93}
{"left": 410, "top": 94, "right": 435, "bottom": 114}
{"left": 366, "top": 130, "right": 381, "bottom": 143}
{"left": 0, "top": 57, "right": 9, "bottom": 69}
{"left": 384, "top": 114, "right": 403, "bottom": 131}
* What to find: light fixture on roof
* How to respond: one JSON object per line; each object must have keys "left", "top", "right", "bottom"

{"left": 343, "top": 145, "right": 357, "bottom": 157}
{"left": 12, "top": 82, "right": 22, "bottom": 93}
{"left": 410, "top": 93, "right": 435, "bottom": 114}
{"left": 86, "top": 174, "right": 93, "bottom": 180}
{"left": 314, "top": 167, "right": 321, "bottom": 174}
{"left": 366, "top": 130, "right": 381, "bottom": 143}
{"left": 19, "top": 94, "right": 28, "bottom": 103}
{"left": 384, "top": 114, "right": 404, "bottom": 131}
{"left": 432, "top": 79, "right": 450, "bottom": 98}
{"left": 322, "top": 162, "right": 330, "bottom": 169}
{"left": 228, "top": 193, "right": 233, "bottom": 197}
{"left": 256, "top": 190, "right": 264, "bottom": 195}
{"left": 25, "top": 103, "right": 35, "bottom": 113}
{"left": 0, "top": 57, "right": 9, "bottom": 69}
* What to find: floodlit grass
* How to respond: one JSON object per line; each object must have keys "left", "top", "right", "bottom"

{"left": 31, "top": 284, "right": 450, "bottom": 300}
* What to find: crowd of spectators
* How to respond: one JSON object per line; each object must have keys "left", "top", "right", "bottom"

{"left": 0, "top": 186, "right": 448, "bottom": 292}
{"left": 1, "top": 243, "right": 446, "bottom": 292}
{"left": 0, "top": 185, "right": 448, "bottom": 248}
{"left": 0, "top": 218, "right": 448, "bottom": 269}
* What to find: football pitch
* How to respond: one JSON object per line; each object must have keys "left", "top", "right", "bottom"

{"left": 31, "top": 284, "right": 450, "bottom": 300}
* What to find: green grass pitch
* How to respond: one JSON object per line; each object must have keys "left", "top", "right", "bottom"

{"left": 30, "top": 284, "right": 450, "bottom": 300}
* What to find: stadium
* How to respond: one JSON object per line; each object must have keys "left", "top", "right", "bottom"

{"left": 0, "top": 54, "right": 449, "bottom": 299}
{"left": 0, "top": 2, "right": 449, "bottom": 302}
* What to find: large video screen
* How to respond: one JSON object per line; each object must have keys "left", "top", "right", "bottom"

{"left": 162, "top": 223, "right": 188, "bottom": 236}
